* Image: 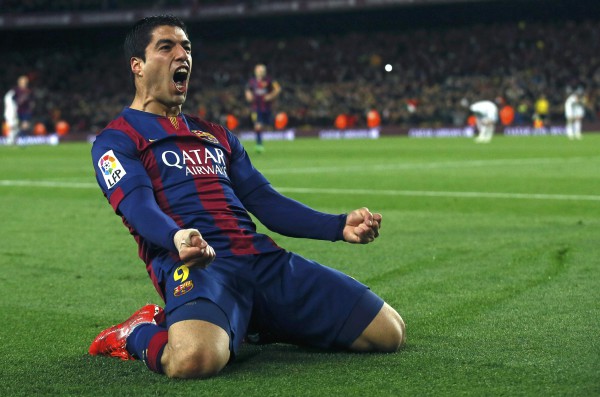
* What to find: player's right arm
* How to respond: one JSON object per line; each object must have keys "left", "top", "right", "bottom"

{"left": 91, "top": 130, "right": 214, "bottom": 267}
{"left": 245, "top": 88, "right": 254, "bottom": 103}
{"left": 117, "top": 187, "right": 214, "bottom": 268}
{"left": 244, "top": 80, "right": 254, "bottom": 103}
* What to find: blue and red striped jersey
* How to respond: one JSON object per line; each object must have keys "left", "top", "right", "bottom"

{"left": 246, "top": 77, "right": 277, "bottom": 112}
{"left": 92, "top": 107, "right": 346, "bottom": 300}
{"left": 92, "top": 107, "right": 282, "bottom": 261}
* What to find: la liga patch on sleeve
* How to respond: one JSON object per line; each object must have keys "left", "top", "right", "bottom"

{"left": 98, "top": 150, "right": 127, "bottom": 189}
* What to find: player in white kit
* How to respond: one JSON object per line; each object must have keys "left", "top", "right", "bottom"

{"left": 470, "top": 100, "right": 498, "bottom": 143}
{"left": 565, "top": 88, "right": 585, "bottom": 140}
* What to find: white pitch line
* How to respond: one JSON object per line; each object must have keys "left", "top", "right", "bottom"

{"left": 0, "top": 180, "right": 97, "bottom": 188}
{"left": 1, "top": 179, "right": 598, "bottom": 202}
{"left": 261, "top": 156, "right": 597, "bottom": 175}
{"left": 277, "top": 187, "right": 600, "bottom": 201}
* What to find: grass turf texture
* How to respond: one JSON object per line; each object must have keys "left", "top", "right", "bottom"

{"left": 0, "top": 135, "right": 598, "bottom": 396}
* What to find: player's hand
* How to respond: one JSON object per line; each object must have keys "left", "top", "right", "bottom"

{"left": 342, "top": 207, "right": 382, "bottom": 244}
{"left": 174, "top": 229, "right": 216, "bottom": 268}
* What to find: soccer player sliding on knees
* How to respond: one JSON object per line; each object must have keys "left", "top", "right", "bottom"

{"left": 89, "top": 15, "right": 404, "bottom": 379}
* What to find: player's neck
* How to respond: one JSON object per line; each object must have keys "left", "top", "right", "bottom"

{"left": 130, "top": 95, "right": 181, "bottom": 117}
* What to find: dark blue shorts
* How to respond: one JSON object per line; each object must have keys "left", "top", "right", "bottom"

{"left": 252, "top": 110, "right": 273, "bottom": 126}
{"left": 163, "top": 250, "right": 383, "bottom": 356}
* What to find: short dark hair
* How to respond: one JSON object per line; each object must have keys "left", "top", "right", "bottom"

{"left": 123, "top": 15, "right": 188, "bottom": 85}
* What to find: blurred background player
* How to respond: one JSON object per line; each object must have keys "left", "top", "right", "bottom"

{"left": 564, "top": 87, "right": 585, "bottom": 140}
{"left": 245, "top": 64, "right": 281, "bottom": 153}
{"left": 3, "top": 75, "right": 33, "bottom": 145}
{"left": 3, "top": 84, "right": 19, "bottom": 145}
{"left": 470, "top": 100, "right": 498, "bottom": 143}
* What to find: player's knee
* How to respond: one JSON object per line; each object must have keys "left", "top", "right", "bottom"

{"left": 377, "top": 309, "right": 405, "bottom": 352}
{"left": 351, "top": 303, "right": 405, "bottom": 353}
{"left": 391, "top": 312, "right": 406, "bottom": 350}
{"left": 166, "top": 347, "right": 229, "bottom": 379}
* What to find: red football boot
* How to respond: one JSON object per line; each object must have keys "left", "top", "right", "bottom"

{"left": 89, "top": 304, "right": 164, "bottom": 360}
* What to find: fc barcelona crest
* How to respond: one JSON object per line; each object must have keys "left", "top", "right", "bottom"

{"left": 192, "top": 130, "right": 219, "bottom": 144}
{"left": 174, "top": 280, "right": 194, "bottom": 297}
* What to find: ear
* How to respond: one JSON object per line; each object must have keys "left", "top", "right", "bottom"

{"left": 131, "top": 57, "right": 144, "bottom": 77}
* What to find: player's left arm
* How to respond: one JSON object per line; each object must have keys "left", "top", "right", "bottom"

{"left": 342, "top": 207, "right": 382, "bottom": 244}
{"left": 226, "top": 129, "right": 379, "bottom": 243}
{"left": 241, "top": 182, "right": 347, "bottom": 241}
{"left": 244, "top": 184, "right": 381, "bottom": 244}
{"left": 264, "top": 81, "right": 281, "bottom": 102}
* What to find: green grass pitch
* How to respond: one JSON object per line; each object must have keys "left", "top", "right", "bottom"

{"left": 0, "top": 134, "right": 598, "bottom": 396}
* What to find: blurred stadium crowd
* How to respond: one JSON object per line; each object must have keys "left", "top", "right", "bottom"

{"left": 0, "top": 0, "right": 245, "bottom": 13}
{"left": 1, "top": 0, "right": 202, "bottom": 13}
{"left": 1, "top": 3, "right": 598, "bottom": 135}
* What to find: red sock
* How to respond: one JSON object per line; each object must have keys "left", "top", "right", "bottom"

{"left": 144, "top": 330, "right": 168, "bottom": 374}
{"left": 127, "top": 324, "right": 168, "bottom": 374}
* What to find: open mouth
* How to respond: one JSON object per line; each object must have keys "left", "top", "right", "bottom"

{"left": 173, "top": 67, "right": 188, "bottom": 93}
